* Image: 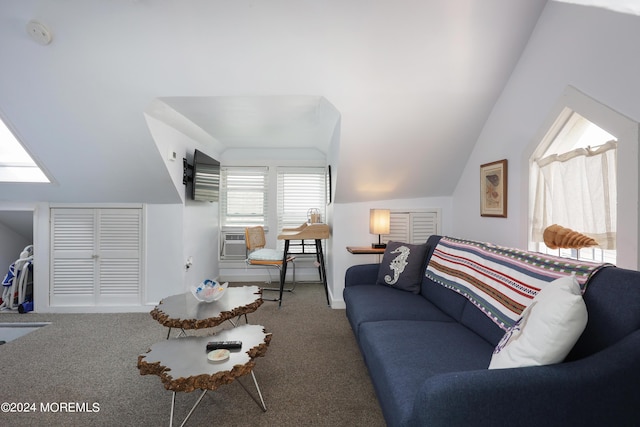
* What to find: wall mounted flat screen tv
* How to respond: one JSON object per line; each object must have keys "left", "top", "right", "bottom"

{"left": 192, "top": 149, "right": 220, "bottom": 202}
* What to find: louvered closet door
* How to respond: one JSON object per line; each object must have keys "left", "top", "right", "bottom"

{"left": 383, "top": 210, "right": 440, "bottom": 244}
{"left": 50, "top": 208, "right": 142, "bottom": 307}
{"left": 51, "top": 209, "right": 97, "bottom": 306}
{"left": 385, "top": 213, "right": 411, "bottom": 243}
{"left": 410, "top": 211, "right": 439, "bottom": 243}
{"left": 96, "top": 209, "right": 142, "bottom": 305}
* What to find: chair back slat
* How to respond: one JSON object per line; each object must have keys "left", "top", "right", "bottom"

{"left": 245, "top": 226, "right": 267, "bottom": 251}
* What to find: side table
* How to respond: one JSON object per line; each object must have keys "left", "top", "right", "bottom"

{"left": 346, "top": 246, "right": 386, "bottom": 255}
{"left": 346, "top": 246, "right": 385, "bottom": 263}
{"left": 138, "top": 324, "right": 271, "bottom": 427}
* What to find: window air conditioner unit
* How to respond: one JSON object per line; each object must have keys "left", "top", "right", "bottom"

{"left": 222, "top": 233, "right": 246, "bottom": 258}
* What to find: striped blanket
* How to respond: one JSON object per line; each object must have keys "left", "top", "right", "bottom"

{"left": 425, "top": 237, "right": 609, "bottom": 331}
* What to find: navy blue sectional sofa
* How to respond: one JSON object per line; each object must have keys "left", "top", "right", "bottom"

{"left": 344, "top": 235, "right": 640, "bottom": 426}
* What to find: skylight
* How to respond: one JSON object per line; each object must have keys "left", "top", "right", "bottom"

{"left": 0, "top": 117, "right": 49, "bottom": 183}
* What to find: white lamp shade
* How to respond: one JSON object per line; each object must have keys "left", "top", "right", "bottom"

{"left": 369, "top": 209, "right": 391, "bottom": 235}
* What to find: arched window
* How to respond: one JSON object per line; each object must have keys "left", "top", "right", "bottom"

{"left": 528, "top": 86, "right": 639, "bottom": 269}
{"left": 530, "top": 111, "right": 617, "bottom": 264}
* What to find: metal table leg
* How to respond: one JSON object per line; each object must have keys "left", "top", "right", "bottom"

{"left": 169, "top": 371, "right": 267, "bottom": 426}
{"left": 166, "top": 327, "right": 187, "bottom": 339}
{"left": 237, "top": 370, "right": 267, "bottom": 412}
{"left": 178, "top": 389, "right": 208, "bottom": 427}
{"left": 169, "top": 392, "right": 176, "bottom": 427}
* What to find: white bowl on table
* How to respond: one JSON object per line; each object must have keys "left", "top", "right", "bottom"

{"left": 190, "top": 280, "right": 228, "bottom": 302}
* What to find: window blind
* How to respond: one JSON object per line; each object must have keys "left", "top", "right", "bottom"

{"left": 220, "top": 166, "right": 268, "bottom": 229}
{"left": 277, "top": 167, "right": 326, "bottom": 252}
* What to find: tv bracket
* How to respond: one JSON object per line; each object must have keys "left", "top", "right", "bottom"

{"left": 183, "top": 158, "right": 194, "bottom": 185}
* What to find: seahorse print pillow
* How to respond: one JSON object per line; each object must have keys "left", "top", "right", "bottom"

{"left": 376, "top": 241, "right": 430, "bottom": 294}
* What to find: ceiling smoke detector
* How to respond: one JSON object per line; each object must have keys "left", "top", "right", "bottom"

{"left": 26, "top": 20, "right": 52, "bottom": 45}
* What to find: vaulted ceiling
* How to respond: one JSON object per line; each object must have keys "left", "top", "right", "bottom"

{"left": 0, "top": 0, "right": 548, "bottom": 204}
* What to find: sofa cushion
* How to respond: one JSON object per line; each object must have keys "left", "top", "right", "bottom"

{"left": 421, "top": 275, "right": 468, "bottom": 322}
{"left": 344, "top": 284, "right": 454, "bottom": 337}
{"left": 489, "top": 275, "right": 588, "bottom": 369}
{"left": 567, "top": 265, "right": 640, "bottom": 361}
{"left": 358, "top": 320, "right": 494, "bottom": 427}
{"left": 376, "top": 241, "right": 429, "bottom": 294}
{"left": 460, "top": 300, "right": 507, "bottom": 346}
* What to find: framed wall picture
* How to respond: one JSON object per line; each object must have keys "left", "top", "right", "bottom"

{"left": 480, "top": 159, "right": 507, "bottom": 217}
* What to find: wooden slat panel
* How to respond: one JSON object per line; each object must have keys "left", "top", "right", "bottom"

{"left": 99, "top": 259, "right": 140, "bottom": 295}
{"left": 50, "top": 207, "right": 143, "bottom": 307}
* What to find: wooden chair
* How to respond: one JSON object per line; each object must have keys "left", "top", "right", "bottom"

{"left": 245, "top": 226, "right": 296, "bottom": 294}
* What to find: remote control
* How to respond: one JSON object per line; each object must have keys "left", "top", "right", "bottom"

{"left": 206, "top": 340, "right": 242, "bottom": 352}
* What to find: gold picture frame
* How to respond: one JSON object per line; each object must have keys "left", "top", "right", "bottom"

{"left": 480, "top": 159, "right": 507, "bottom": 217}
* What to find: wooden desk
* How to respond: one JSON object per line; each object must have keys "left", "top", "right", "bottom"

{"left": 346, "top": 246, "right": 386, "bottom": 255}
{"left": 277, "top": 223, "right": 330, "bottom": 307}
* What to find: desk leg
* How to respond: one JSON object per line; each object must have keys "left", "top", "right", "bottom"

{"left": 315, "top": 239, "right": 330, "bottom": 306}
{"left": 278, "top": 240, "right": 290, "bottom": 308}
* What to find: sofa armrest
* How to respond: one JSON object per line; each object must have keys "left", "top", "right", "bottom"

{"left": 410, "top": 330, "right": 640, "bottom": 427}
{"left": 345, "top": 264, "right": 380, "bottom": 288}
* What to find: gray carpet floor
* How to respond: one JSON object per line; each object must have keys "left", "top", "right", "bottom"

{"left": 0, "top": 282, "right": 385, "bottom": 426}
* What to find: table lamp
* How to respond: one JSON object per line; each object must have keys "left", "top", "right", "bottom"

{"left": 370, "top": 209, "right": 390, "bottom": 248}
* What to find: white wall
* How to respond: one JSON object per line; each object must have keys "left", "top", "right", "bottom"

{"left": 452, "top": 3, "right": 640, "bottom": 259}
{"left": 330, "top": 196, "right": 453, "bottom": 308}
{"left": 144, "top": 200, "right": 220, "bottom": 304}
{"left": 144, "top": 204, "right": 183, "bottom": 305}
{"left": 182, "top": 199, "right": 220, "bottom": 291}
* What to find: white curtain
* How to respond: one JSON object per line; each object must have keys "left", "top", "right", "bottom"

{"left": 531, "top": 140, "right": 617, "bottom": 249}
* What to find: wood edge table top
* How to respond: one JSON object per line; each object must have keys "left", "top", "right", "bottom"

{"left": 150, "top": 285, "right": 263, "bottom": 330}
{"left": 138, "top": 324, "right": 271, "bottom": 393}
{"left": 346, "top": 246, "right": 386, "bottom": 254}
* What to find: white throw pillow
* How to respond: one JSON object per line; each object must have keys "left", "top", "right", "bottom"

{"left": 488, "top": 274, "right": 588, "bottom": 369}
